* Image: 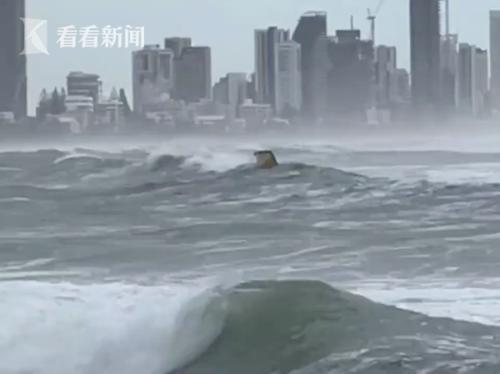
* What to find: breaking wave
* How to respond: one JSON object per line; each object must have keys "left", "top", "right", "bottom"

{"left": 0, "top": 148, "right": 370, "bottom": 199}
{"left": 178, "top": 280, "right": 500, "bottom": 374}
{"left": 0, "top": 281, "right": 226, "bottom": 374}
{"left": 2, "top": 280, "right": 498, "bottom": 374}
{"left": 3, "top": 148, "right": 500, "bottom": 209}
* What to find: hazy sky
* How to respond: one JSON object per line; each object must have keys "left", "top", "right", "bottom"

{"left": 26, "top": 0, "right": 499, "bottom": 114}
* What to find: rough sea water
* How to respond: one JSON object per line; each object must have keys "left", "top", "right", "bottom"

{"left": 2, "top": 132, "right": 500, "bottom": 374}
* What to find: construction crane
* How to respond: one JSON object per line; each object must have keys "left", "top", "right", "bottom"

{"left": 367, "top": 0, "right": 386, "bottom": 44}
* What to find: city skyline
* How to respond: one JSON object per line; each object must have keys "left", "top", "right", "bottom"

{"left": 25, "top": 0, "right": 497, "bottom": 115}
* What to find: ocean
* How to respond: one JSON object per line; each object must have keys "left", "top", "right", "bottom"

{"left": 1, "top": 132, "right": 500, "bottom": 374}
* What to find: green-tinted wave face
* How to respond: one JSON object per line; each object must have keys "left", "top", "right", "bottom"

{"left": 178, "top": 280, "right": 500, "bottom": 374}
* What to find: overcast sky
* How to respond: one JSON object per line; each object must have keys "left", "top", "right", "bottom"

{"left": 26, "top": 0, "right": 499, "bottom": 114}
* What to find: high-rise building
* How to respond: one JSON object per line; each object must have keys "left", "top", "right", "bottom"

{"left": 375, "top": 46, "right": 397, "bottom": 108}
{"left": 132, "top": 45, "right": 175, "bottom": 114}
{"left": 213, "top": 73, "right": 248, "bottom": 118}
{"left": 457, "top": 43, "right": 475, "bottom": 114}
{"left": 490, "top": 11, "right": 500, "bottom": 110}
{"left": 248, "top": 73, "right": 257, "bottom": 102}
{"left": 226, "top": 73, "right": 247, "bottom": 112}
{"left": 440, "top": 34, "right": 459, "bottom": 111}
{"left": 326, "top": 30, "right": 375, "bottom": 119}
{"left": 254, "top": 27, "right": 289, "bottom": 110}
{"left": 276, "top": 41, "right": 302, "bottom": 116}
{"left": 395, "top": 68, "right": 411, "bottom": 102}
{"left": 410, "top": 0, "right": 441, "bottom": 113}
{"left": 164, "top": 37, "right": 192, "bottom": 58}
{"left": 0, "top": 0, "right": 27, "bottom": 118}
{"left": 292, "top": 11, "right": 328, "bottom": 118}
{"left": 67, "top": 72, "right": 102, "bottom": 105}
{"left": 174, "top": 46, "right": 211, "bottom": 103}
{"left": 164, "top": 37, "right": 194, "bottom": 100}
{"left": 213, "top": 78, "right": 228, "bottom": 106}
{"left": 457, "top": 44, "right": 489, "bottom": 117}
{"left": 475, "top": 48, "right": 489, "bottom": 117}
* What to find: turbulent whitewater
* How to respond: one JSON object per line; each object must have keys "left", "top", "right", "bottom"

{"left": 1, "top": 136, "right": 500, "bottom": 374}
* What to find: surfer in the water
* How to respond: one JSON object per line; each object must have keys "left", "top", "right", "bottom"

{"left": 254, "top": 150, "right": 278, "bottom": 169}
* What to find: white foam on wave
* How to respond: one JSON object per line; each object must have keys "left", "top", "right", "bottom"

{"left": 0, "top": 197, "right": 31, "bottom": 203}
{"left": 348, "top": 162, "right": 500, "bottom": 186}
{"left": 423, "top": 163, "right": 500, "bottom": 185}
{"left": 147, "top": 141, "right": 256, "bottom": 172}
{"left": 184, "top": 149, "right": 251, "bottom": 172}
{"left": 0, "top": 258, "right": 54, "bottom": 272}
{"left": 351, "top": 280, "right": 500, "bottom": 327}
{"left": 53, "top": 153, "right": 104, "bottom": 165}
{"left": 0, "top": 281, "right": 226, "bottom": 374}
{"left": 0, "top": 166, "right": 23, "bottom": 172}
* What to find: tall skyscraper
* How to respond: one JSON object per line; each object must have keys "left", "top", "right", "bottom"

{"left": 213, "top": 73, "right": 248, "bottom": 118}
{"left": 375, "top": 45, "right": 398, "bottom": 108}
{"left": 132, "top": 45, "right": 175, "bottom": 114}
{"left": 395, "top": 68, "right": 411, "bottom": 102}
{"left": 457, "top": 43, "right": 476, "bottom": 114}
{"left": 226, "top": 73, "right": 248, "bottom": 112}
{"left": 174, "top": 46, "right": 211, "bottom": 103}
{"left": 164, "top": 37, "right": 192, "bottom": 58}
{"left": 292, "top": 11, "right": 328, "bottom": 119}
{"left": 164, "top": 37, "right": 193, "bottom": 101}
{"left": 457, "top": 44, "right": 489, "bottom": 117}
{"left": 410, "top": 0, "right": 441, "bottom": 114}
{"left": 490, "top": 11, "right": 500, "bottom": 110}
{"left": 0, "top": 0, "right": 27, "bottom": 118}
{"left": 440, "top": 34, "right": 459, "bottom": 111}
{"left": 276, "top": 41, "right": 302, "bottom": 116}
{"left": 326, "top": 30, "right": 375, "bottom": 118}
{"left": 254, "top": 27, "right": 289, "bottom": 110}
{"left": 475, "top": 48, "right": 489, "bottom": 117}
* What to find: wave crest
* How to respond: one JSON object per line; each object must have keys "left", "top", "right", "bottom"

{"left": 179, "top": 280, "right": 500, "bottom": 374}
{"left": 0, "top": 281, "right": 226, "bottom": 374}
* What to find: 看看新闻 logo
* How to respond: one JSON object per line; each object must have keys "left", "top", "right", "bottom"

{"left": 21, "top": 18, "right": 49, "bottom": 55}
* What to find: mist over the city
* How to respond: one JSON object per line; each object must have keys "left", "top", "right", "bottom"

{"left": 2, "top": 1, "right": 500, "bottom": 374}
